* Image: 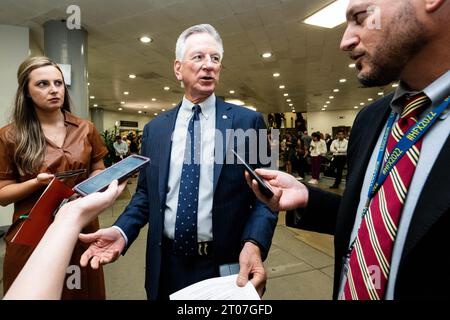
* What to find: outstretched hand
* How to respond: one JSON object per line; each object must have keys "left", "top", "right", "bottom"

{"left": 245, "top": 169, "right": 309, "bottom": 212}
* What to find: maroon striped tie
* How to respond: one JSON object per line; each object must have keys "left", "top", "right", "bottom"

{"left": 342, "top": 94, "right": 430, "bottom": 300}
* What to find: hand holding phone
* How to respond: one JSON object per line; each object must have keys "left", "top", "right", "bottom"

{"left": 232, "top": 150, "right": 274, "bottom": 198}
{"left": 73, "top": 155, "right": 150, "bottom": 196}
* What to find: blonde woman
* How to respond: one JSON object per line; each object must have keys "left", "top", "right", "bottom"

{"left": 0, "top": 56, "right": 108, "bottom": 299}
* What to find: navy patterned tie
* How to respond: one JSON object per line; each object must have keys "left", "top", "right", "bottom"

{"left": 173, "top": 105, "right": 202, "bottom": 256}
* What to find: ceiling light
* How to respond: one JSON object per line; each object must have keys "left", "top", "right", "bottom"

{"left": 339, "top": 78, "right": 347, "bottom": 83}
{"left": 279, "top": 85, "right": 285, "bottom": 89}
{"left": 225, "top": 99, "right": 245, "bottom": 106}
{"left": 164, "top": 86, "right": 170, "bottom": 91}
{"left": 144, "top": 105, "right": 148, "bottom": 109}
{"left": 93, "top": 104, "right": 98, "bottom": 107}
{"left": 333, "top": 89, "right": 340, "bottom": 92}
{"left": 140, "top": 36, "right": 152, "bottom": 43}
{"left": 360, "top": 102, "right": 365, "bottom": 106}
{"left": 90, "top": 96, "right": 95, "bottom": 99}
{"left": 284, "top": 93, "right": 289, "bottom": 97}
{"left": 138, "top": 110, "right": 142, "bottom": 114}
{"left": 273, "top": 73, "right": 280, "bottom": 77}
{"left": 129, "top": 74, "right": 136, "bottom": 79}
{"left": 378, "top": 92, "right": 384, "bottom": 96}
{"left": 289, "top": 104, "right": 293, "bottom": 107}
{"left": 229, "top": 90, "right": 235, "bottom": 94}
{"left": 321, "top": 108, "right": 327, "bottom": 111}
{"left": 286, "top": 99, "right": 291, "bottom": 102}
{"left": 326, "top": 101, "right": 330, "bottom": 104}
{"left": 261, "top": 52, "right": 272, "bottom": 58}
{"left": 172, "top": 103, "right": 176, "bottom": 106}
{"left": 121, "top": 101, "right": 125, "bottom": 104}
{"left": 348, "top": 63, "right": 356, "bottom": 68}
{"left": 323, "top": 105, "right": 328, "bottom": 108}
{"left": 154, "top": 113, "right": 158, "bottom": 116}
{"left": 368, "top": 98, "right": 373, "bottom": 101}
{"left": 303, "top": 0, "right": 349, "bottom": 29}
{"left": 292, "top": 110, "right": 296, "bottom": 113}
{"left": 329, "top": 96, "right": 334, "bottom": 99}
{"left": 118, "top": 107, "right": 123, "bottom": 111}
{"left": 124, "top": 91, "right": 129, "bottom": 95}
{"left": 162, "top": 109, "right": 166, "bottom": 112}
{"left": 354, "top": 106, "right": 359, "bottom": 109}
{"left": 244, "top": 105, "right": 257, "bottom": 111}
{"left": 88, "top": 82, "right": 90, "bottom": 86}
{"left": 392, "top": 83, "right": 399, "bottom": 87}
{"left": 152, "top": 98, "right": 157, "bottom": 101}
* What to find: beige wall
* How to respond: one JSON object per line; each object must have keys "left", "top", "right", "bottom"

{"left": 102, "top": 109, "right": 153, "bottom": 132}
{"left": 0, "top": 25, "right": 29, "bottom": 226}
{"left": 307, "top": 109, "right": 360, "bottom": 135}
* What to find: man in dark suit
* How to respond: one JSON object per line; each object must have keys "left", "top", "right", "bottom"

{"left": 246, "top": 0, "right": 449, "bottom": 299}
{"left": 78, "top": 24, "right": 277, "bottom": 299}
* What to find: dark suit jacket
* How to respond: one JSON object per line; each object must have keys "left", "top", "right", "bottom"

{"left": 114, "top": 98, "right": 277, "bottom": 299}
{"left": 291, "top": 94, "right": 450, "bottom": 299}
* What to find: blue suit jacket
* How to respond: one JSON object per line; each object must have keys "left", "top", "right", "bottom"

{"left": 114, "top": 98, "right": 277, "bottom": 299}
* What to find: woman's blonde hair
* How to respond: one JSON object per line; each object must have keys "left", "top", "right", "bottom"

{"left": 13, "top": 56, "right": 72, "bottom": 175}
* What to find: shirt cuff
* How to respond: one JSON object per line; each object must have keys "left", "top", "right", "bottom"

{"left": 112, "top": 225, "right": 128, "bottom": 246}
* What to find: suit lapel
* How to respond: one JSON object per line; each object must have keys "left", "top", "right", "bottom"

{"left": 213, "top": 99, "right": 233, "bottom": 193}
{"left": 402, "top": 135, "right": 450, "bottom": 258}
{"left": 158, "top": 105, "right": 181, "bottom": 201}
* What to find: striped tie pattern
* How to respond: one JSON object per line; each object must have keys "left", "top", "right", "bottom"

{"left": 342, "top": 94, "right": 430, "bottom": 300}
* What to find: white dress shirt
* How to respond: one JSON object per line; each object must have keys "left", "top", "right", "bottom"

{"left": 330, "top": 139, "right": 348, "bottom": 156}
{"left": 163, "top": 94, "right": 216, "bottom": 241}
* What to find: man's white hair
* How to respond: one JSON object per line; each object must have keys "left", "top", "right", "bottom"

{"left": 175, "top": 24, "right": 224, "bottom": 61}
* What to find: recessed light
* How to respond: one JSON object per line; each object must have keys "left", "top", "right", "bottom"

{"left": 152, "top": 98, "right": 157, "bottom": 101}
{"left": 172, "top": 103, "right": 176, "bottom": 106}
{"left": 229, "top": 90, "right": 235, "bottom": 94}
{"left": 286, "top": 99, "right": 291, "bottom": 102}
{"left": 292, "top": 110, "right": 296, "bottom": 113}
{"left": 89, "top": 96, "right": 95, "bottom": 99}
{"left": 164, "top": 86, "right": 170, "bottom": 91}
{"left": 284, "top": 93, "right": 289, "bottom": 97}
{"left": 368, "top": 98, "right": 373, "bottom": 101}
{"left": 154, "top": 113, "right": 158, "bottom": 116}
{"left": 348, "top": 63, "right": 356, "bottom": 68}
{"left": 124, "top": 91, "right": 129, "bottom": 95}
{"left": 87, "top": 82, "right": 90, "bottom": 86}
{"left": 118, "top": 107, "right": 123, "bottom": 111}
{"left": 289, "top": 103, "right": 293, "bottom": 107}
{"left": 129, "top": 74, "right": 136, "bottom": 79}
{"left": 326, "top": 101, "right": 330, "bottom": 104}
{"left": 261, "top": 52, "right": 272, "bottom": 58}
{"left": 279, "top": 85, "right": 285, "bottom": 89}
{"left": 392, "top": 83, "right": 399, "bottom": 87}
{"left": 162, "top": 109, "right": 166, "bottom": 112}
{"left": 121, "top": 101, "right": 125, "bottom": 104}
{"left": 339, "top": 79, "right": 347, "bottom": 83}
{"left": 138, "top": 110, "right": 142, "bottom": 114}
{"left": 273, "top": 73, "right": 280, "bottom": 77}
{"left": 354, "top": 106, "right": 359, "bottom": 109}
{"left": 323, "top": 105, "right": 328, "bottom": 108}
{"left": 329, "top": 96, "right": 334, "bottom": 99}
{"left": 333, "top": 89, "right": 340, "bottom": 93}
{"left": 144, "top": 105, "right": 148, "bottom": 109}
{"left": 378, "top": 92, "right": 384, "bottom": 96}
{"left": 360, "top": 102, "right": 365, "bottom": 106}
{"left": 321, "top": 108, "right": 326, "bottom": 111}
{"left": 140, "top": 36, "right": 152, "bottom": 43}
{"left": 303, "top": 0, "right": 348, "bottom": 29}
{"left": 93, "top": 104, "right": 98, "bottom": 107}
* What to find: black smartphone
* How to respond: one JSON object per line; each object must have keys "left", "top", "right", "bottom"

{"left": 73, "top": 155, "right": 150, "bottom": 196}
{"left": 231, "top": 149, "right": 274, "bottom": 198}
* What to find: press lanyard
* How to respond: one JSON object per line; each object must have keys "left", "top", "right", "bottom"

{"left": 345, "top": 95, "right": 450, "bottom": 258}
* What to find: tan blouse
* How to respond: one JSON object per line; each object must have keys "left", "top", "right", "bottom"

{"left": 0, "top": 110, "right": 109, "bottom": 299}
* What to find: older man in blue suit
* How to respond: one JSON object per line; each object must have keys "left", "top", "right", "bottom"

{"left": 79, "top": 24, "right": 277, "bottom": 299}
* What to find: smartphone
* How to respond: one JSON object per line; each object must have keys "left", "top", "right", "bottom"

{"left": 231, "top": 149, "right": 274, "bottom": 198}
{"left": 73, "top": 155, "right": 150, "bottom": 196}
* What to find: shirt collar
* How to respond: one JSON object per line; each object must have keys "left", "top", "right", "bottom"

{"left": 180, "top": 94, "right": 216, "bottom": 120}
{"left": 390, "top": 70, "right": 450, "bottom": 117}
{"left": 62, "top": 110, "right": 81, "bottom": 127}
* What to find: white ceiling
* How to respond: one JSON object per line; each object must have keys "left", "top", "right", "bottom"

{"left": 0, "top": 0, "right": 394, "bottom": 115}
